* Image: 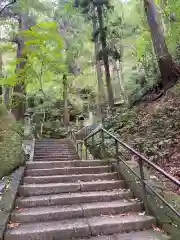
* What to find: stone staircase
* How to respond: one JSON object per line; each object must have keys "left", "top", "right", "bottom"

{"left": 4, "top": 139, "right": 170, "bottom": 240}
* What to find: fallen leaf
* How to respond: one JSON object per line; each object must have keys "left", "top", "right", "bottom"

{"left": 8, "top": 223, "right": 20, "bottom": 228}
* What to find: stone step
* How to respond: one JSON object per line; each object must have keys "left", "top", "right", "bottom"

{"left": 33, "top": 157, "right": 79, "bottom": 162}
{"left": 34, "top": 151, "right": 76, "bottom": 155}
{"left": 35, "top": 139, "right": 71, "bottom": 143}
{"left": 33, "top": 156, "right": 79, "bottom": 161}
{"left": 26, "top": 160, "right": 109, "bottom": 169}
{"left": 34, "top": 152, "right": 77, "bottom": 156}
{"left": 19, "top": 180, "right": 125, "bottom": 196}
{"left": 34, "top": 148, "right": 76, "bottom": 155}
{"left": 35, "top": 144, "right": 74, "bottom": 147}
{"left": 35, "top": 148, "right": 76, "bottom": 151}
{"left": 5, "top": 214, "right": 155, "bottom": 240}
{"left": 35, "top": 145, "right": 73, "bottom": 148}
{"left": 35, "top": 142, "right": 73, "bottom": 144}
{"left": 23, "top": 172, "right": 118, "bottom": 184}
{"left": 34, "top": 154, "right": 78, "bottom": 158}
{"left": 34, "top": 148, "right": 76, "bottom": 152}
{"left": 16, "top": 190, "right": 132, "bottom": 208}
{"left": 35, "top": 144, "right": 73, "bottom": 147}
{"left": 25, "top": 166, "right": 111, "bottom": 176}
{"left": 11, "top": 200, "right": 143, "bottom": 223}
{"left": 34, "top": 151, "right": 77, "bottom": 153}
{"left": 35, "top": 145, "right": 75, "bottom": 148}
{"left": 77, "top": 230, "right": 171, "bottom": 240}
{"left": 34, "top": 146, "right": 74, "bottom": 149}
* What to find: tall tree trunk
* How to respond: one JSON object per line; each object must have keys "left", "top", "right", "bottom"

{"left": 92, "top": 7, "right": 105, "bottom": 121}
{"left": 3, "top": 86, "right": 11, "bottom": 108}
{"left": 143, "top": 0, "right": 180, "bottom": 89}
{"left": 0, "top": 52, "right": 3, "bottom": 97}
{"left": 96, "top": 5, "right": 114, "bottom": 110}
{"left": 0, "top": 52, "right": 11, "bottom": 108}
{"left": 63, "top": 74, "right": 69, "bottom": 127}
{"left": 117, "top": 60, "right": 126, "bottom": 100}
{"left": 111, "top": 58, "right": 125, "bottom": 102}
{"left": 11, "top": 14, "right": 27, "bottom": 120}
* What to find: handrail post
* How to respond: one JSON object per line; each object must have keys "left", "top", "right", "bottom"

{"left": 85, "top": 139, "right": 88, "bottom": 160}
{"left": 80, "top": 142, "right": 83, "bottom": 160}
{"left": 115, "top": 139, "right": 118, "bottom": 159}
{"left": 92, "top": 135, "right": 95, "bottom": 160}
{"left": 138, "top": 157, "right": 149, "bottom": 214}
{"left": 77, "top": 142, "right": 79, "bottom": 155}
{"left": 101, "top": 129, "right": 105, "bottom": 158}
{"left": 115, "top": 140, "right": 121, "bottom": 179}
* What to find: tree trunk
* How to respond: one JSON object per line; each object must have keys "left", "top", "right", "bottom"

{"left": 143, "top": 0, "right": 180, "bottom": 89}
{"left": 117, "top": 60, "right": 126, "bottom": 100}
{"left": 96, "top": 5, "right": 114, "bottom": 110}
{"left": 111, "top": 58, "right": 125, "bottom": 101}
{"left": 0, "top": 52, "right": 11, "bottom": 108}
{"left": 0, "top": 52, "right": 3, "bottom": 97}
{"left": 92, "top": 7, "right": 105, "bottom": 121}
{"left": 63, "top": 74, "right": 69, "bottom": 127}
{"left": 3, "top": 86, "right": 11, "bottom": 108}
{"left": 11, "top": 14, "right": 27, "bottom": 121}
{"left": 11, "top": 40, "right": 26, "bottom": 120}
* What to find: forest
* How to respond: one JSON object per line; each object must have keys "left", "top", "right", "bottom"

{"left": 0, "top": 1, "right": 180, "bottom": 239}
{"left": 0, "top": 0, "right": 180, "bottom": 184}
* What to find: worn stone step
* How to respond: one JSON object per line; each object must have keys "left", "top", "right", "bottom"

{"left": 25, "top": 166, "right": 111, "bottom": 176}
{"left": 36, "top": 142, "right": 71, "bottom": 144}
{"left": 35, "top": 142, "right": 71, "bottom": 145}
{"left": 11, "top": 200, "right": 143, "bottom": 223}
{"left": 35, "top": 139, "right": 71, "bottom": 143}
{"left": 87, "top": 214, "right": 155, "bottom": 236}
{"left": 33, "top": 157, "right": 79, "bottom": 162}
{"left": 16, "top": 190, "right": 132, "bottom": 208}
{"left": 34, "top": 154, "right": 77, "bottom": 159}
{"left": 36, "top": 139, "right": 71, "bottom": 142}
{"left": 26, "top": 160, "right": 109, "bottom": 169}
{"left": 35, "top": 149, "right": 76, "bottom": 152}
{"left": 23, "top": 172, "right": 118, "bottom": 184}
{"left": 35, "top": 145, "right": 73, "bottom": 148}
{"left": 35, "top": 144, "right": 73, "bottom": 148}
{"left": 77, "top": 230, "right": 171, "bottom": 240}
{"left": 34, "top": 150, "right": 77, "bottom": 153}
{"left": 33, "top": 156, "right": 79, "bottom": 161}
{"left": 34, "top": 146, "right": 74, "bottom": 149}
{"left": 33, "top": 157, "right": 80, "bottom": 161}
{"left": 34, "top": 151, "right": 76, "bottom": 155}
{"left": 34, "top": 151, "right": 76, "bottom": 154}
{"left": 5, "top": 214, "right": 155, "bottom": 240}
{"left": 34, "top": 154, "right": 78, "bottom": 158}
{"left": 19, "top": 180, "right": 125, "bottom": 196}
{"left": 35, "top": 142, "right": 73, "bottom": 146}
{"left": 35, "top": 145, "right": 74, "bottom": 148}
{"left": 34, "top": 149, "right": 76, "bottom": 153}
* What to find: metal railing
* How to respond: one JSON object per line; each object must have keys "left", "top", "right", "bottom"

{"left": 70, "top": 126, "right": 180, "bottom": 219}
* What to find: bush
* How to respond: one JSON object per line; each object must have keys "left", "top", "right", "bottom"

{"left": 0, "top": 105, "right": 24, "bottom": 178}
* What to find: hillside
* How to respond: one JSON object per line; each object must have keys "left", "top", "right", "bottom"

{"left": 110, "top": 84, "right": 180, "bottom": 194}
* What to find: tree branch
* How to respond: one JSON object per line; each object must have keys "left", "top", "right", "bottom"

{"left": 0, "top": 0, "right": 17, "bottom": 16}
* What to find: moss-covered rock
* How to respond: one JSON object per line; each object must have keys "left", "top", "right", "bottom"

{"left": 0, "top": 105, "right": 24, "bottom": 178}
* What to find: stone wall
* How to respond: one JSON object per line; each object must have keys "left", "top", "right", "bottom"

{"left": 112, "top": 160, "right": 180, "bottom": 240}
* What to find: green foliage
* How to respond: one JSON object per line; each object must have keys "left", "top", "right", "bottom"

{"left": 23, "top": 21, "right": 66, "bottom": 94}
{"left": 1, "top": 0, "right": 180, "bottom": 116}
